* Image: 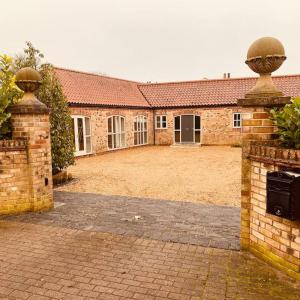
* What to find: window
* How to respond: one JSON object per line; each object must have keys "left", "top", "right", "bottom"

{"left": 194, "top": 115, "right": 201, "bottom": 143}
{"left": 72, "top": 116, "right": 92, "bottom": 156}
{"left": 174, "top": 116, "right": 181, "bottom": 143}
{"left": 233, "top": 113, "right": 241, "bottom": 128}
{"left": 134, "top": 116, "right": 147, "bottom": 145}
{"left": 108, "top": 116, "right": 125, "bottom": 149}
{"left": 156, "top": 115, "right": 167, "bottom": 129}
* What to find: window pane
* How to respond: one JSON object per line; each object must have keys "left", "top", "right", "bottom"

{"left": 85, "top": 117, "right": 91, "bottom": 135}
{"left": 175, "top": 131, "right": 180, "bottom": 143}
{"left": 175, "top": 116, "right": 180, "bottom": 130}
{"left": 195, "top": 116, "right": 201, "bottom": 130}
{"left": 156, "top": 116, "right": 160, "bottom": 128}
{"left": 195, "top": 131, "right": 201, "bottom": 143}
{"left": 162, "top": 116, "right": 166, "bottom": 122}
{"left": 144, "top": 118, "right": 147, "bottom": 130}
{"left": 121, "top": 133, "right": 125, "bottom": 147}
{"left": 134, "top": 132, "right": 138, "bottom": 145}
{"left": 134, "top": 120, "right": 137, "bottom": 131}
{"left": 108, "top": 134, "right": 112, "bottom": 149}
{"left": 108, "top": 117, "right": 112, "bottom": 133}
{"left": 121, "top": 117, "right": 125, "bottom": 132}
{"left": 144, "top": 132, "right": 147, "bottom": 144}
{"left": 77, "top": 118, "right": 84, "bottom": 151}
{"left": 86, "top": 136, "right": 91, "bottom": 153}
{"left": 113, "top": 134, "right": 118, "bottom": 148}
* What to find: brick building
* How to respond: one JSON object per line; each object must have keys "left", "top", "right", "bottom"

{"left": 55, "top": 67, "right": 300, "bottom": 156}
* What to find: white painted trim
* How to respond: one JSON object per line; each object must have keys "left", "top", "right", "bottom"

{"left": 173, "top": 114, "right": 201, "bottom": 145}
{"left": 155, "top": 115, "right": 168, "bottom": 130}
{"left": 233, "top": 112, "right": 242, "bottom": 128}
{"left": 72, "top": 115, "right": 92, "bottom": 157}
{"left": 134, "top": 115, "right": 148, "bottom": 146}
{"left": 107, "top": 115, "right": 126, "bottom": 150}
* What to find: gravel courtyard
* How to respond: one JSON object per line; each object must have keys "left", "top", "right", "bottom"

{"left": 57, "top": 146, "right": 241, "bottom": 207}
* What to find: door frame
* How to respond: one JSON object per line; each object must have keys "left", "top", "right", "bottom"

{"left": 72, "top": 115, "right": 92, "bottom": 156}
{"left": 173, "top": 114, "right": 202, "bottom": 144}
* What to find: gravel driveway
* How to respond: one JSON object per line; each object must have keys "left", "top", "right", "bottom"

{"left": 57, "top": 146, "right": 241, "bottom": 207}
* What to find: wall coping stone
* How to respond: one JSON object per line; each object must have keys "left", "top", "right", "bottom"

{"left": 237, "top": 96, "right": 291, "bottom": 107}
{"left": 9, "top": 104, "right": 50, "bottom": 115}
{"left": 249, "top": 140, "right": 300, "bottom": 169}
{"left": 0, "top": 139, "right": 27, "bottom": 152}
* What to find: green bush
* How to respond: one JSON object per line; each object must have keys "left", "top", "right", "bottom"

{"left": 0, "top": 55, "right": 23, "bottom": 139}
{"left": 14, "top": 42, "right": 75, "bottom": 174}
{"left": 270, "top": 97, "right": 300, "bottom": 149}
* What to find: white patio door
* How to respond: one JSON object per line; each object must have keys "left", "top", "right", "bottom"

{"left": 72, "top": 116, "right": 92, "bottom": 156}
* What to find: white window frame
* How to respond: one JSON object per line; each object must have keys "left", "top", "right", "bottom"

{"left": 72, "top": 115, "right": 92, "bottom": 156}
{"left": 155, "top": 115, "right": 167, "bottom": 129}
{"left": 107, "top": 116, "right": 126, "bottom": 150}
{"left": 233, "top": 113, "right": 242, "bottom": 128}
{"left": 134, "top": 115, "right": 148, "bottom": 146}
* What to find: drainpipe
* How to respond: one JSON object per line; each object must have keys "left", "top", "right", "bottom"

{"left": 153, "top": 109, "right": 156, "bottom": 145}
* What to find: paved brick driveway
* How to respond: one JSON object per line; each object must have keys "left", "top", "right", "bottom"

{"left": 1, "top": 220, "right": 300, "bottom": 300}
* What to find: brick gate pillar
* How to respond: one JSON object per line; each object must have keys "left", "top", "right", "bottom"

{"left": 9, "top": 67, "right": 53, "bottom": 212}
{"left": 237, "top": 37, "right": 290, "bottom": 250}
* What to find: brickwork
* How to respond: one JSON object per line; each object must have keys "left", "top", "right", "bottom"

{"left": 0, "top": 67, "right": 53, "bottom": 215}
{"left": 248, "top": 144, "right": 300, "bottom": 279}
{"left": 1, "top": 220, "right": 300, "bottom": 300}
{"left": 11, "top": 113, "right": 53, "bottom": 212}
{"left": 0, "top": 112, "right": 53, "bottom": 215}
{"left": 70, "top": 106, "right": 154, "bottom": 154}
{"left": 0, "top": 140, "right": 31, "bottom": 214}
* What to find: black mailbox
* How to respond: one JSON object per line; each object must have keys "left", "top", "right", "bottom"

{"left": 267, "top": 171, "right": 300, "bottom": 220}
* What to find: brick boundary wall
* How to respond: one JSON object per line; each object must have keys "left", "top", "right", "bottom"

{"left": 0, "top": 140, "right": 31, "bottom": 214}
{"left": 248, "top": 141, "right": 300, "bottom": 280}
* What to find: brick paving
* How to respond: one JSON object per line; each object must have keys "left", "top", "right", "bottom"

{"left": 1, "top": 220, "right": 300, "bottom": 300}
{"left": 2, "top": 191, "right": 240, "bottom": 250}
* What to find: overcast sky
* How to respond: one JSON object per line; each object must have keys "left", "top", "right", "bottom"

{"left": 1, "top": 0, "right": 300, "bottom": 82}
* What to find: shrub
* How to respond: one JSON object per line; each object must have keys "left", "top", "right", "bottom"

{"left": 0, "top": 55, "right": 23, "bottom": 139}
{"left": 14, "top": 42, "right": 75, "bottom": 173}
{"left": 270, "top": 97, "right": 300, "bottom": 149}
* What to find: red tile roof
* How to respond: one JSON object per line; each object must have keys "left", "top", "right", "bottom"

{"left": 54, "top": 67, "right": 150, "bottom": 107}
{"left": 55, "top": 67, "right": 300, "bottom": 108}
{"left": 138, "top": 75, "right": 300, "bottom": 107}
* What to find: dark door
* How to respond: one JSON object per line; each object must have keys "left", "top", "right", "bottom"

{"left": 181, "top": 115, "right": 194, "bottom": 143}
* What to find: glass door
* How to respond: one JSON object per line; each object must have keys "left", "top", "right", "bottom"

{"left": 72, "top": 116, "right": 92, "bottom": 156}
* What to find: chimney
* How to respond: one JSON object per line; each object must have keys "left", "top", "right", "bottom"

{"left": 223, "top": 73, "right": 227, "bottom": 79}
{"left": 227, "top": 73, "right": 231, "bottom": 78}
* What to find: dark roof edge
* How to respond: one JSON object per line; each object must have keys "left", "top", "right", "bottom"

{"left": 68, "top": 102, "right": 238, "bottom": 109}
{"left": 68, "top": 102, "right": 151, "bottom": 109}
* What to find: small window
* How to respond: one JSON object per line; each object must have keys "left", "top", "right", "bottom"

{"left": 233, "top": 113, "right": 241, "bottom": 128}
{"left": 156, "top": 115, "right": 167, "bottom": 129}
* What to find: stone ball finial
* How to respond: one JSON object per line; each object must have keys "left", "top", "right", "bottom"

{"left": 15, "top": 67, "right": 42, "bottom": 93}
{"left": 245, "top": 37, "right": 286, "bottom": 98}
{"left": 10, "top": 67, "right": 49, "bottom": 114}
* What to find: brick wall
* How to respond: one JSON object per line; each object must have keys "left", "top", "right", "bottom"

{"left": 70, "top": 106, "right": 154, "bottom": 154}
{"left": 0, "top": 109, "right": 53, "bottom": 215}
{"left": 153, "top": 106, "right": 249, "bottom": 145}
{"left": 0, "top": 140, "right": 31, "bottom": 214}
{"left": 248, "top": 143, "right": 300, "bottom": 279}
